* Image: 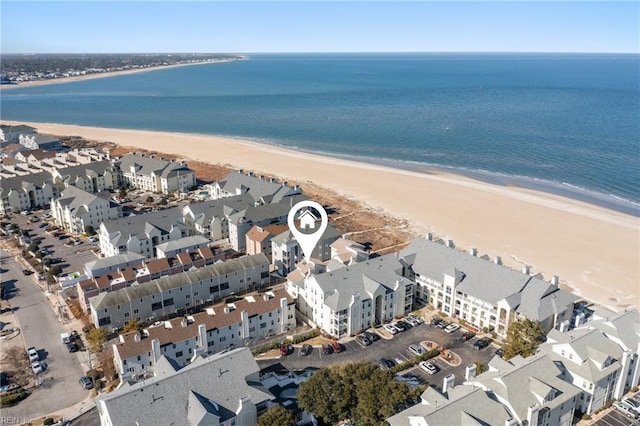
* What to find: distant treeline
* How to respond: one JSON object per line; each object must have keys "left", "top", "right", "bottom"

{"left": 0, "top": 53, "right": 243, "bottom": 82}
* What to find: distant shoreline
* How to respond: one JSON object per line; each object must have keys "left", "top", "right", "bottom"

{"left": 3, "top": 120, "right": 638, "bottom": 311}
{"left": 0, "top": 57, "right": 244, "bottom": 90}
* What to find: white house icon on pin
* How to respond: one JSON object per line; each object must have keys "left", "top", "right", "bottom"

{"left": 298, "top": 209, "right": 318, "bottom": 229}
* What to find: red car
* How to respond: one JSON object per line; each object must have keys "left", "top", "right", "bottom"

{"left": 331, "top": 341, "right": 343, "bottom": 353}
{"left": 280, "top": 342, "right": 292, "bottom": 356}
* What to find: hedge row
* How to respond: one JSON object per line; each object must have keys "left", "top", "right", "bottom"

{"left": 251, "top": 329, "right": 321, "bottom": 356}
{"left": 0, "top": 388, "right": 29, "bottom": 407}
{"left": 389, "top": 348, "right": 441, "bottom": 374}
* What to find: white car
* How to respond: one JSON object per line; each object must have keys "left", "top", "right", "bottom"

{"left": 621, "top": 398, "right": 640, "bottom": 415}
{"left": 31, "top": 361, "right": 44, "bottom": 374}
{"left": 27, "top": 347, "right": 39, "bottom": 362}
{"left": 419, "top": 361, "right": 439, "bottom": 375}
{"left": 444, "top": 324, "right": 461, "bottom": 334}
{"left": 383, "top": 324, "right": 398, "bottom": 335}
{"left": 408, "top": 344, "right": 426, "bottom": 357}
{"left": 405, "top": 316, "right": 420, "bottom": 327}
{"left": 613, "top": 401, "right": 639, "bottom": 419}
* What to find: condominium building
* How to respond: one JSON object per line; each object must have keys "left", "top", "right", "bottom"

{"left": 0, "top": 171, "right": 59, "bottom": 214}
{"left": 245, "top": 223, "right": 289, "bottom": 259}
{"left": 89, "top": 253, "right": 270, "bottom": 328}
{"left": 51, "top": 160, "right": 119, "bottom": 193}
{"left": 181, "top": 193, "right": 255, "bottom": 241}
{"left": 287, "top": 254, "right": 414, "bottom": 338}
{"left": 51, "top": 186, "right": 122, "bottom": 235}
{"left": 0, "top": 124, "right": 36, "bottom": 142}
{"left": 96, "top": 347, "right": 274, "bottom": 426}
{"left": 111, "top": 287, "right": 295, "bottom": 379}
{"left": 398, "top": 236, "right": 577, "bottom": 337}
{"left": 19, "top": 133, "right": 62, "bottom": 150}
{"left": 271, "top": 224, "right": 342, "bottom": 276}
{"left": 117, "top": 153, "right": 195, "bottom": 194}
{"left": 211, "top": 170, "right": 301, "bottom": 201}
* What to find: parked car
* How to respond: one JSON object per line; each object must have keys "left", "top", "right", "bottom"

{"left": 88, "top": 236, "right": 98, "bottom": 243}
{"left": 474, "top": 338, "right": 492, "bottom": 350}
{"left": 79, "top": 376, "right": 93, "bottom": 390}
{"left": 430, "top": 317, "right": 444, "bottom": 327}
{"left": 405, "top": 316, "right": 421, "bottom": 327}
{"left": 620, "top": 398, "right": 640, "bottom": 415}
{"left": 31, "top": 361, "right": 44, "bottom": 374}
{"left": 495, "top": 348, "right": 505, "bottom": 358}
{"left": 355, "top": 334, "right": 371, "bottom": 347}
{"left": 280, "top": 342, "right": 292, "bottom": 356}
{"left": 300, "top": 344, "right": 312, "bottom": 356}
{"left": 27, "top": 347, "right": 39, "bottom": 362}
{"left": 437, "top": 320, "right": 450, "bottom": 329}
{"left": 331, "top": 341, "right": 343, "bottom": 353}
{"left": 22, "top": 269, "right": 33, "bottom": 276}
{"left": 67, "top": 342, "right": 79, "bottom": 353}
{"left": 322, "top": 343, "right": 333, "bottom": 355}
{"left": 460, "top": 331, "right": 476, "bottom": 341}
{"left": 379, "top": 358, "right": 396, "bottom": 370}
{"left": 419, "top": 361, "right": 439, "bottom": 375}
{"left": 444, "top": 324, "right": 460, "bottom": 334}
{"left": 383, "top": 324, "right": 398, "bottom": 335}
{"left": 613, "top": 401, "right": 640, "bottom": 419}
{"left": 408, "top": 344, "right": 426, "bottom": 357}
{"left": 363, "top": 331, "right": 380, "bottom": 342}
{"left": 394, "top": 321, "right": 408, "bottom": 332}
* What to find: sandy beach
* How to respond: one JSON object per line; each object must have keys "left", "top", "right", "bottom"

{"left": 0, "top": 58, "right": 239, "bottom": 90}
{"left": 4, "top": 121, "right": 639, "bottom": 310}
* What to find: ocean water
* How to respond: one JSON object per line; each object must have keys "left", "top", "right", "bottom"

{"left": 2, "top": 53, "right": 639, "bottom": 215}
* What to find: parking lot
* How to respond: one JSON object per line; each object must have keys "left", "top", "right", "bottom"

{"left": 257, "top": 320, "right": 497, "bottom": 390}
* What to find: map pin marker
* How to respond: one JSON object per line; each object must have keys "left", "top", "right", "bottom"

{"left": 287, "top": 200, "right": 328, "bottom": 263}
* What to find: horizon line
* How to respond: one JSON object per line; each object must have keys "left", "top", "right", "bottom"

{"left": 2, "top": 51, "right": 639, "bottom": 56}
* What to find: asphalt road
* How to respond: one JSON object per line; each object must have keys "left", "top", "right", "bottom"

{"left": 257, "top": 322, "right": 496, "bottom": 390}
{"left": 1, "top": 249, "right": 88, "bottom": 420}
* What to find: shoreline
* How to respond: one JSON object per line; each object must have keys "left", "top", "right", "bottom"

{"left": 3, "top": 120, "right": 638, "bottom": 310}
{"left": 0, "top": 58, "right": 242, "bottom": 90}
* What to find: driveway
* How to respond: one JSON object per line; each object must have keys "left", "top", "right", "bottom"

{"left": 0, "top": 249, "right": 88, "bottom": 420}
{"left": 257, "top": 322, "right": 496, "bottom": 390}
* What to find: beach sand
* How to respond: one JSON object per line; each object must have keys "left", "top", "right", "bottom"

{"left": 4, "top": 121, "right": 639, "bottom": 310}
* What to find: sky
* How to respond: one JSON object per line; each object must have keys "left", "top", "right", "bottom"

{"left": 1, "top": 1, "right": 638, "bottom": 54}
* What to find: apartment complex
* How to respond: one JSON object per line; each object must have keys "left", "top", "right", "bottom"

{"left": 51, "top": 160, "right": 119, "bottom": 193}
{"left": 398, "top": 236, "right": 577, "bottom": 337}
{"left": 51, "top": 186, "right": 122, "bottom": 235}
{"left": 112, "top": 287, "right": 295, "bottom": 379}
{"left": 287, "top": 254, "right": 415, "bottom": 338}
{"left": 0, "top": 171, "right": 59, "bottom": 214}
{"left": 18, "top": 133, "right": 62, "bottom": 150}
{"left": 245, "top": 223, "right": 289, "bottom": 260}
{"left": 271, "top": 223, "right": 342, "bottom": 276}
{"left": 211, "top": 170, "right": 302, "bottom": 201}
{"left": 0, "top": 124, "right": 36, "bottom": 142}
{"left": 89, "top": 253, "right": 270, "bottom": 328}
{"left": 96, "top": 347, "right": 274, "bottom": 426}
{"left": 116, "top": 153, "right": 195, "bottom": 194}
{"left": 182, "top": 193, "right": 256, "bottom": 241}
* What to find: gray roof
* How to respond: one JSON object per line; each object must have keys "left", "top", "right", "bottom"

{"left": 218, "top": 171, "right": 301, "bottom": 202}
{"left": 183, "top": 193, "right": 256, "bottom": 226}
{"left": 542, "top": 327, "right": 623, "bottom": 383}
{"left": 85, "top": 252, "right": 146, "bottom": 272}
{"left": 1, "top": 124, "right": 36, "bottom": 133}
{"left": 102, "top": 206, "right": 184, "bottom": 246}
{"left": 56, "top": 185, "right": 103, "bottom": 214}
{"left": 310, "top": 254, "right": 411, "bottom": 311}
{"left": 0, "top": 171, "right": 53, "bottom": 194}
{"left": 155, "top": 235, "right": 210, "bottom": 253}
{"left": 117, "top": 154, "right": 193, "bottom": 178}
{"left": 473, "top": 354, "right": 581, "bottom": 422}
{"left": 53, "top": 160, "right": 115, "bottom": 182}
{"left": 588, "top": 309, "right": 640, "bottom": 352}
{"left": 90, "top": 253, "right": 269, "bottom": 310}
{"left": 271, "top": 223, "right": 342, "bottom": 246}
{"left": 32, "top": 134, "right": 60, "bottom": 143}
{"left": 387, "top": 385, "right": 513, "bottom": 426}
{"left": 399, "top": 238, "right": 576, "bottom": 318}
{"left": 96, "top": 347, "right": 273, "bottom": 426}
{"left": 228, "top": 197, "right": 305, "bottom": 225}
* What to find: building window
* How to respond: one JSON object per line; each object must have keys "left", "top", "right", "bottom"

{"left": 260, "top": 323, "right": 267, "bottom": 329}
{"left": 163, "top": 298, "right": 174, "bottom": 306}
{"left": 151, "top": 302, "right": 162, "bottom": 311}
{"left": 175, "top": 351, "right": 183, "bottom": 357}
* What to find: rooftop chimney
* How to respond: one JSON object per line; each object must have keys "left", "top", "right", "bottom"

{"left": 494, "top": 256, "right": 502, "bottom": 265}
{"left": 426, "top": 232, "right": 433, "bottom": 241}
{"left": 181, "top": 318, "right": 188, "bottom": 328}
{"left": 446, "top": 239, "right": 454, "bottom": 248}
{"left": 469, "top": 247, "right": 477, "bottom": 256}
{"left": 133, "top": 332, "right": 141, "bottom": 342}
{"left": 282, "top": 181, "right": 288, "bottom": 187}
{"left": 522, "top": 265, "right": 530, "bottom": 275}
{"left": 551, "top": 275, "right": 559, "bottom": 286}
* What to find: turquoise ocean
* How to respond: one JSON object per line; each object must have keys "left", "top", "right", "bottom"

{"left": 2, "top": 53, "right": 639, "bottom": 215}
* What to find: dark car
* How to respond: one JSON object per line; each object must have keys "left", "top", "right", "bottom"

{"left": 364, "top": 331, "right": 380, "bottom": 342}
{"left": 67, "top": 342, "right": 79, "bottom": 353}
{"left": 322, "top": 343, "right": 333, "bottom": 355}
{"left": 22, "top": 269, "right": 33, "bottom": 275}
{"left": 394, "top": 321, "right": 407, "bottom": 332}
{"left": 430, "top": 317, "right": 443, "bottom": 327}
{"left": 474, "top": 338, "right": 491, "bottom": 350}
{"left": 280, "top": 343, "right": 292, "bottom": 356}
{"left": 460, "top": 331, "right": 476, "bottom": 341}
{"left": 495, "top": 348, "right": 505, "bottom": 358}
{"left": 379, "top": 358, "right": 396, "bottom": 370}
{"left": 300, "top": 344, "right": 312, "bottom": 356}
{"left": 397, "top": 320, "right": 412, "bottom": 330}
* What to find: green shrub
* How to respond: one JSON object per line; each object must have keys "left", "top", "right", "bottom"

{"left": 482, "top": 327, "right": 489, "bottom": 333}
{"left": 389, "top": 348, "right": 441, "bottom": 374}
{"left": 581, "top": 414, "right": 591, "bottom": 420}
{"left": 85, "top": 369, "right": 102, "bottom": 380}
{"left": 0, "top": 389, "right": 29, "bottom": 407}
{"left": 43, "top": 418, "right": 55, "bottom": 426}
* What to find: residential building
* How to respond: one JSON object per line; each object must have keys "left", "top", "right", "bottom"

{"left": 19, "top": 133, "right": 62, "bottom": 150}
{"left": 271, "top": 223, "right": 342, "bottom": 276}
{"left": 89, "top": 253, "right": 270, "bottom": 328}
{"left": 0, "top": 124, "right": 36, "bottom": 142}
{"left": 211, "top": 170, "right": 301, "bottom": 201}
{"left": 84, "top": 252, "right": 147, "bottom": 279}
{"left": 245, "top": 224, "right": 288, "bottom": 259}
{"left": 111, "top": 287, "right": 295, "bottom": 379}
{"left": 228, "top": 198, "right": 305, "bottom": 252}
{"left": 98, "top": 207, "right": 188, "bottom": 258}
{"left": 15, "top": 149, "right": 57, "bottom": 167}
{"left": 117, "top": 153, "right": 195, "bottom": 194}
{"left": 540, "top": 316, "right": 633, "bottom": 414}
{"left": 387, "top": 385, "right": 514, "bottom": 426}
{"left": 398, "top": 236, "right": 577, "bottom": 337}
{"left": 0, "top": 142, "right": 27, "bottom": 159}
{"left": 95, "top": 347, "right": 274, "bottom": 426}
{"left": 330, "top": 236, "right": 369, "bottom": 265}
{"left": 51, "top": 186, "right": 121, "bottom": 235}
{"left": 468, "top": 354, "right": 580, "bottom": 426}
{"left": 155, "top": 235, "right": 210, "bottom": 258}
{"left": 287, "top": 254, "right": 414, "bottom": 338}
{"left": 0, "top": 171, "right": 58, "bottom": 214}
{"left": 181, "top": 193, "right": 255, "bottom": 241}
{"left": 51, "top": 160, "right": 119, "bottom": 193}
